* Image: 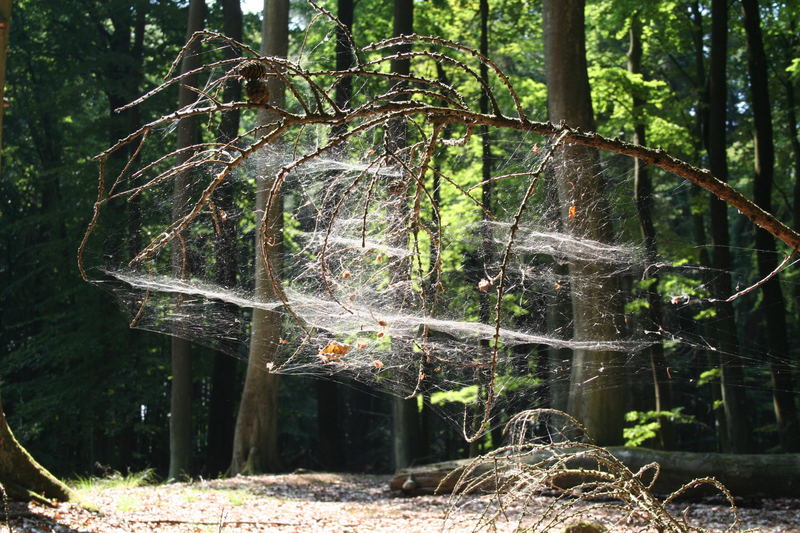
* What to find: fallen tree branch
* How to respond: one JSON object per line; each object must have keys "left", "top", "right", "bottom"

{"left": 390, "top": 447, "right": 800, "bottom": 498}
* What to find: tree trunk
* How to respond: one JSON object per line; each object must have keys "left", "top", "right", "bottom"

{"left": 688, "top": 1, "right": 728, "bottom": 452}
{"left": 0, "top": 393, "right": 76, "bottom": 502}
{"left": 205, "top": 0, "right": 243, "bottom": 477}
{"left": 543, "top": 0, "right": 625, "bottom": 446}
{"left": 314, "top": 0, "right": 355, "bottom": 471}
{"left": 477, "top": 0, "right": 497, "bottom": 455}
{"left": 0, "top": 0, "right": 10, "bottom": 162}
{"left": 790, "top": 80, "right": 800, "bottom": 233}
{"left": 390, "top": 448, "right": 800, "bottom": 498}
{"left": 331, "top": 0, "right": 354, "bottom": 138}
{"left": 707, "top": 0, "right": 751, "bottom": 454}
{"left": 741, "top": 0, "right": 800, "bottom": 453}
{"left": 229, "top": 0, "right": 289, "bottom": 475}
{"left": 785, "top": 76, "right": 800, "bottom": 325}
{"left": 169, "top": 0, "right": 206, "bottom": 481}
{"left": 478, "top": 0, "right": 491, "bottom": 329}
{"left": 627, "top": 13, "right": 674, "bottom": 450}
{"left": 0, "top": 24, "right": 72, "bottom": 494}
{"left": 389, "top": 0, "right": 422, "bottom": 471}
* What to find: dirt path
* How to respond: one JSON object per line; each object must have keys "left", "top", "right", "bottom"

{"left": 4, "top": 473, "right": 800, "bottom": 532}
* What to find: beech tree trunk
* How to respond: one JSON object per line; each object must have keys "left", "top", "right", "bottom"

{"left": 741, "top": 0, "right": 800, "bottom": 453}
{"left": 707, "top": 0, "right": 751, "bottom": 454}
{"left": 206, "top": 0, "right": 243, "bottom": 477}
{"left": 229, "top": 0, "right": 288, "bottom": 475}
{"left": 627, "top": 13, "right": 674, "bottom": 450}
{"left": 169, "top": 0, "right": 206, "bottom": 481}
{"left": 543, "top": 0, "right": 625, "bottom": 445}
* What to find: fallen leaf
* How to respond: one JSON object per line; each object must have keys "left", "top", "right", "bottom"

{"left": 318, "top": 341, "right": 351, "bottom": 363}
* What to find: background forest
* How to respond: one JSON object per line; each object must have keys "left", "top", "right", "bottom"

{"left": 1, "top": 0, "right": 800, "bottom": 486}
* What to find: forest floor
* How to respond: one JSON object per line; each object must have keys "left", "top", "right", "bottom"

{"left": 3, "top": 472, "right": 800, "bottom": 532}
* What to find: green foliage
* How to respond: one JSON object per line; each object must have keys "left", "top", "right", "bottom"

{"left": 430, "top": 374, "right": 540, "bottom": 406}
{"left": 787, "top": 57, "right": 800, "bottom": 80}
{"left": 697, "top": 368, "right": 721, "bottom": 387}
{"left": 623, "top": 408, "right": 695, "bottom": 447}
{"left": 624, "top": 298, "right": 649, "bottom": 316}
{"left": 1, "top": 0, "right": 196, "bottom": 477}
{"left": 2, "top": 0, "right": 798, "bottom": 480}
{"left": 658, "top": 273, "right": 708, "bottom": 302}
{"left": 71, "top": 468, "right": 157, "bottom": 493}
{"left": 431, "top": 385, "right": 478, "bottom": 406}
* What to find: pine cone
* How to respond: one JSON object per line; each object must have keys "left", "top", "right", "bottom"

{"left": 245, "top": 79, "right": 271, "bottom": 105}
{"left": 237, "top": 60, "right": 268, "bottom": 81}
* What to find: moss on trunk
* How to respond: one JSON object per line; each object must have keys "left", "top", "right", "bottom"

{"left": 0, "top": 394, "right": 76, "bottom": 502}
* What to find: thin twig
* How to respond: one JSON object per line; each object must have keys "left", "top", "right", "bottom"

{"left": 714, "top": 251, "right": 798, "bottom": 303}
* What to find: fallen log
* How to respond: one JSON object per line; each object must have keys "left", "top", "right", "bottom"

{"left": 389, "top": 447, "right": 800, "bottom": 499}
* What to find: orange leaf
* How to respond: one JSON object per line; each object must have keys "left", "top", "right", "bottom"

{"left": 318, "top": 341, "right": 350, "bottom": 363}
{"left": 568, "top": 205, "right": 577, "bottom": 221}
{"left": 320, "top": 341, "right": 350, "bottom": 356}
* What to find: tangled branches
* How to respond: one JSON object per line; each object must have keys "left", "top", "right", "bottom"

{"left": 444, "top": 410, "right": 742, "bottom": 533}
{"left": 78, "top": 20, "right": 798, "bottom": 441}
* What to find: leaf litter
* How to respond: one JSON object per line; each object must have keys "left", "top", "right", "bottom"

{"left": 3, "top": 473, "right": 799, "bottom": 532}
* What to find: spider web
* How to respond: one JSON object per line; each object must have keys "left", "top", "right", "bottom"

{"left": 79, "top": 16, "right": 799, "bottom": 447}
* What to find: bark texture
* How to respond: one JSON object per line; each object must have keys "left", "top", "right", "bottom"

{"left": 314, "top": 0, "right": 355, "bottom": 470}
{"left": 741, "top": 0, "right": 799, "bottom": 452}
{"left": 707, "top": 0, "right": 751, "bottom": 454}
{"left": 628, "top": 13, "right": 674, "bottom": 449}
{"left": 229, "top": 0, "right": 289, "bottom": 475}
{"left": 543, "top": 0, "right": 625, "bottom": 445}
{"left": 169, "top": 0, "right": 206, "bottom": 481}
{"left": 0, "top": 393, "right": 76, "bottom": 502}
{"left": 206, "top": 0, "right": 243, "bottom": 477}
{"left": 389, "top": 0, "right": 422, "bottom": 470}
{"left": 390, "top": 448, "right": 800, "bottom": 498}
